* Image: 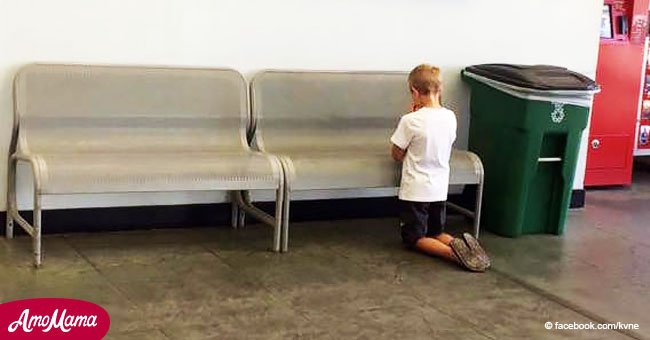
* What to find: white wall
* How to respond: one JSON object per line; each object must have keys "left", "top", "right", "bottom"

{"left": 0, "top": 0, "right": 603, "bottom": 210}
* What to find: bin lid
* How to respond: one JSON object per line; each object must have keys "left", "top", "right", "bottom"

{"left": 464, "top": 64, "right": 599, "bottom": 91}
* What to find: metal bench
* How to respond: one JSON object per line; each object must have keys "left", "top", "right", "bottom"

{"left": 6, "top": 64, "right": 285, "bottom": 267}
{"left": 250, "top": 70, "right": 484, "bottom": 252}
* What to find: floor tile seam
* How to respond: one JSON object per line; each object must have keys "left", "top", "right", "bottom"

{"left": 407, "top": 287, "right": 498, "bottom": 340}
{"left": 318, "top": 242, "right": 415, "bottom": 280}
{"left": 590, "top": 225, "right": 650, "bottom": 249}
{"left": 157, "top": 327, "right": 173, "bottom": 339}
{"left": 318, "top": 240, "right": 502, "bottom": 340}
{"left": 198, "top": 242, "right": 424, "bottom": 329}
{"left": 62, "top": 235, "right": 141, "bottom": 309}
{"left": 199, "top": 242, "right": 313, "bottom": 324}
{"left": 109, "top": 328, "right": 171, "bottom": 339}
{"left": 490, "top": 267, "right": 645, "bottom": 340}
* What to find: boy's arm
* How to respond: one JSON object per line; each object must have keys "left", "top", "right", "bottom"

{"left": 391, "top": 143, "right": 406, "bottom": 162}
{"left": 390, "top": 116, "right": 411, "bottom": 162}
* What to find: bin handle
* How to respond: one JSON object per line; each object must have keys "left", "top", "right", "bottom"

{"left": 538, "top": 157, "right": 562, "bottom": 162}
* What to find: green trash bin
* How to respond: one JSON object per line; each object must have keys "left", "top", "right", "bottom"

{"left": 461, "top": 64, "right": 599, "bottom": 237}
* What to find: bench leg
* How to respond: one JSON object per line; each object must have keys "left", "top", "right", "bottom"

{"left": 272, "top": 187, "right": 283, "bottom": 252}
{"left": 33, "top": 193, "right": 43, "bottom": 268}
{"left": 238, "top": 210, "right": 246, "bottom": 228}
{"left": 232, "top": 189, "right": 283, "bottom": 252}
{"left": 231, "top": 192, "right": 239, "bottom": 229}
{"left": 281, "top": 187, "right": 291, "bottom": 253}
{"left": 6, "top": 157, "right": 16, "bottom": 239}
{"left": 7, "top": 155, "right": 45, "bottom": 267}
{"left": 6, "top": 214, "right": 14, "bottom": 240}
{"left": 238, "top": 191, "right": 247, "bottom": 228}
{"left": 474, "top": 182, "right": 484, "bottom": 239}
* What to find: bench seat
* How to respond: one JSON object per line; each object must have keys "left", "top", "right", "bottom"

{"left": 27, "top": 152, "right": 281, "bottom": 194}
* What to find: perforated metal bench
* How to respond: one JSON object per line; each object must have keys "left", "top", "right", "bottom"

{"left": 250, "top": 70, "right": 484, "bottom": 252}
{"left": 6, "top": 64, "right": 285, "bottom": 267}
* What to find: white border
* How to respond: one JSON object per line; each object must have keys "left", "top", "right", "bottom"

{"left": 634, "top": 37, "right": 650, "bottom": 156}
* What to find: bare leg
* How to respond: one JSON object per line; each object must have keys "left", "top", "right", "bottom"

{"left": 434, "top": 233, "right": 454, "bottom": 246}
{"left": 415, "top": 237, "right": 458, "bottom": 263}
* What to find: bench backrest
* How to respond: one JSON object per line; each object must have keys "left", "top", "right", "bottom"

{"left": 13, "top": 64, "right": 248, "bottom": 154}
{"left": 251, "top": 70, "right": 411, "bottom": 154}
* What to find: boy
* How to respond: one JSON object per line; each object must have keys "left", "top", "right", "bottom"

{"left": 390, "top": 64, "right": 489, "bottom": 272}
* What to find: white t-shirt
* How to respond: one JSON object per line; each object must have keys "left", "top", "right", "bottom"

{"left": 390, "top": 107, "right": 457, "bottom": 202}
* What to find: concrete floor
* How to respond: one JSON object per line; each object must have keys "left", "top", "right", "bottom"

{"left": 1, "top": 169, "right": 649, "bottom": 339}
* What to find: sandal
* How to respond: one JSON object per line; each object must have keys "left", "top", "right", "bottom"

{"left": 462, "top": 233, "right": 491, "bottom": 270}
{"left": 450, "top": 238, "right": 488, "bottom": 272}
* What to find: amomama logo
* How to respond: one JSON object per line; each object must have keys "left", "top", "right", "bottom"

{"left": 0, "top": 298, "right": 110, "bottom": 339}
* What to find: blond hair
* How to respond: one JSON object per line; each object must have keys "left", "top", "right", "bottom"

{"left": 408, "top": 64, "right": 442, "bottom": 96}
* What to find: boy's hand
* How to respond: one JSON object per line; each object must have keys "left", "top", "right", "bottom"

{"left": 391, "top": 144, "right": 407, "bottom": 162}
{"left": 409, "top": 102, "right": 422, "bottom": 113}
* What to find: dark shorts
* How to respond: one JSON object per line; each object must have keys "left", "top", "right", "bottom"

{"left": 399, "top": 200, "right": 446, "bottom": 248}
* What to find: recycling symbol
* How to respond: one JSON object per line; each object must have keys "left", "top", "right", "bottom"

{"left": 551, "top": 102, "right": 565, "bottom": 124}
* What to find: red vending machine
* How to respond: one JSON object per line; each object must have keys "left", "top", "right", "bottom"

{"left": 586, "top": 0, "right": 649, "bottom": 186}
